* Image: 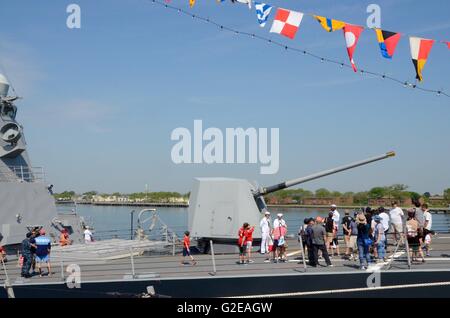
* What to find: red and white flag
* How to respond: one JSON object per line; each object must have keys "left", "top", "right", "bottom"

{"left": 343, "top": 24, "right": 364, "bottom": 72}
{"left": 269, "top": 8, "right": 304, "bottom": 40}
{"left": 410, "top": 37, "right": 434, "bottom": 81}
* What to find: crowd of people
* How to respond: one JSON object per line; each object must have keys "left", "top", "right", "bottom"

{"left": 237, "top": 201, "right": 434, "bottom": 270}
{"left": 14, "top": 202, "right": 434, "bottom": 275}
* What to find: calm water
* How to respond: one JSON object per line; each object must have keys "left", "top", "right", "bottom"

{"left": 71, "top": 205, "right": 450, "bottom": 240}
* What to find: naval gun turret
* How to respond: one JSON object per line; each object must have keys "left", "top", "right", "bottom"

{"left": 188, "top": 151, "right": 395, "bottom": 250}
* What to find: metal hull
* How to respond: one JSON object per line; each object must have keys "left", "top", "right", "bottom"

{"left": 3, "top": 270, "right": 450, "bottom": 298}
{"left": 0, "top": 182, "right": 58, "bottom": 246}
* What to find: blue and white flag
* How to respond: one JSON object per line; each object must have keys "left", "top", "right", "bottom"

{"left": 255, "top": 2, "right": 273, "bottom": 27}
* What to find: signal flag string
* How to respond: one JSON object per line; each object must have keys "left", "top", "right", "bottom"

{"left": 148, "top": 0, "right": 449, "bottom": 98}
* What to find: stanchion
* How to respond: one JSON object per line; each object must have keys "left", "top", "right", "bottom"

{"left": 209, "top": 240, "right": 217, "bottom": 276}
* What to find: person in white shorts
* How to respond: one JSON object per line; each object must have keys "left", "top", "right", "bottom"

{"left": 389, "top": 202, "right": 404, "bottom": 244}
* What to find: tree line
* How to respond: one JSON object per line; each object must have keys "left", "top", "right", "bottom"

{"left": 264, "top": 184, "right": 450, "bottom": 206}
{"left": 52, "top": 185, "right": 450, "bottom": 206}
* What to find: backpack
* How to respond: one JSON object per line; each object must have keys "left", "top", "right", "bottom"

{"left": 325, "top": 218, "right": 334, "bottom": 232}
{"left": 406, "top": 223, "right": 417, "bottom": 238}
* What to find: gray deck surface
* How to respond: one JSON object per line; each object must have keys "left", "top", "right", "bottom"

{"left": 2, "top": 234, "right": 450, "bottom": 286}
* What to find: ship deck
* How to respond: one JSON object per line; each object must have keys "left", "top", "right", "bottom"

{"left": 2, "top": 234, "right": 450, "bottom": 283}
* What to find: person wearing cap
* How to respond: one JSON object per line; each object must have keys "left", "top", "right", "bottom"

{"left": 304, "top": 218, "right": 315, "bottom": 266}
{"left": 373, "top": 215, "right": 386, "bottom": 262}
{"left": 298, "top": 218, "right": 310, "bottom": 253}
{"left": 356, "top": 213, "right": 371, "bottom": 270}
{"left": 260, "top": 211, "right": 271, "bottom": 257}
{"left": 422, "top": 203, "right": 433, "bottom": 256}
{"left": 272, "top": 213, "right": 287, "bottom": 262}
{"left": 324, "top": 212, "right": 335, "bottom": 257}
{"left": 330, "top": 204, "right": 340, "bottom": 256}
{"left": 35, "top": 229, "right": 52, "bottom": 277}
{"left": 341, "top": 211, "right": 354, "bottom": 259}
{"left": 21, "top": 232, "right": 36, "bottom": 278}
{"left": 310, "top": 216, "right": 333, "bottom": 267}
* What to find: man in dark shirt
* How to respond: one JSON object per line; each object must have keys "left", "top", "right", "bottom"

{"left": 21, "top": 232, "right": 36, "bottom": 278}
{"left": 341, "top": 211, "right": 354, "bottom": 258}
{"left": 304, "top": 218, "right": 315, "bottom": 266}
{"left": 311, "top": 217, "right": 333, "bottom": 267}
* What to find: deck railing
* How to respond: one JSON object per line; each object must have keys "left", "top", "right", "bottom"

{"left": 0, "top": 166, "right": 45, "bottom": 183}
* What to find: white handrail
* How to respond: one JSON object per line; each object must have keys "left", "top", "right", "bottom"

{"left": 1, "top": 258, "right": 15, "bottom": 298}
{"left": 0, "top": 165, "right": 44, "bottom": 183}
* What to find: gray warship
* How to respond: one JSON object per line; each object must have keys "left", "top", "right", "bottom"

{"left": 1, "top": 72, "right": 450, "bottom": 298}
{"left": 0, "top": 74, "right": 85, "bottom": 250}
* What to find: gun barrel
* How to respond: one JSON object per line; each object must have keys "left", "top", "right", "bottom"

{"left": 259, "top": 151, "right": 395, "bottom": 196}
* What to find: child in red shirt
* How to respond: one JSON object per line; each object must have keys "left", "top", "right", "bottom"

{"left": 181, "top": 231, "right": 196, "bottom": 266}
{"left": 244, "top": 225, "right": 255, "bottom": 263}
{"left": 238, "top": 223, "right": 255, "bottom": 264}
{"left": 238, "top": 224, "right": 247, "bottom": 265}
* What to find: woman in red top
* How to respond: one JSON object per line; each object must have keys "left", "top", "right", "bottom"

{"left": 181, "top": 231, "right": 196, "bottom": 266}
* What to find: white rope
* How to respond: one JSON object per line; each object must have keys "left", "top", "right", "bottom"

{"left": 226, "top": 281, "right": 450, "bottom": 298}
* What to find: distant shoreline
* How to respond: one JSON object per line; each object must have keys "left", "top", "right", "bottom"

{"left": 57, "top": 201, "right": 189, "bottom": 208}
{"left": 56, "top": 201, "right": 450, "bottom": 213}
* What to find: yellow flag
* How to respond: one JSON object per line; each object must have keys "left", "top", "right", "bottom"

{"left": 189, "top": 0, "right": 196, "bottom": 8}
{"left": 314, "top": 15, "right": 345, "bottom": 32}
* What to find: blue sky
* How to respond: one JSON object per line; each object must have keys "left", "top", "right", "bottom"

{"left": 0, "top": 0, "right": 449, "bottom": 194}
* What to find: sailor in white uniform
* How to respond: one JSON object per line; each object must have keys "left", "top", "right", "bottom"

{"left": 260, "top": 211, "right": 271, "bottom": 254}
